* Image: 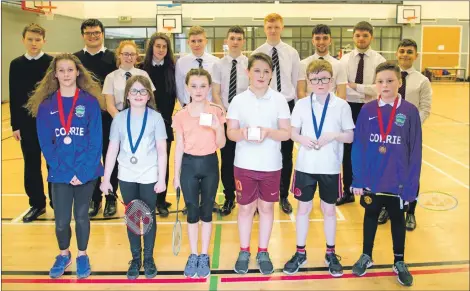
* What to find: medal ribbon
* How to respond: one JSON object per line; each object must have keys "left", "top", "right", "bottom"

{"left": 376, "top": 96, "right": 399, "bottom": 143}
{"left": 311, "top": 93, "right": 330, "bottom": 139}
{"left": 127, "top": 107, "right": 148, "bottom": 155}
{"left": 57, "top": 88, "right": 80, "bottom": 135}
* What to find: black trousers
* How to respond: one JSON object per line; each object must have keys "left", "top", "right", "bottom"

{"left": 280, "top": 100, "right": 295, "bottom": 199}
{"left": 342, "top": 102, "right": 364, "bottom": 196}
{"left": 156, "top": 140, "right": 172, "bottom": 205}
{"left": 52, "top": 180, "right": 96, "bottom": 251}
{"left": 92, "top": 111, "right": 118, "bottom": 203}
{"left": 20, "top": 126, "right": 51, "bottom": 209}
{"left": 220, "top": 124, "right": 236, "bottom": 201}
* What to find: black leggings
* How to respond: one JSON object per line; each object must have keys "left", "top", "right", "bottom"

{"left": 181, "top": 153, "right": 219, "bottom": 224}
{"left": 119, "top": 180, "right": 157, "bottom": 259}
{"left": 363, "top": 194, "right": 406, "bottom": 261}
{"left": 51, "top": 180, "right": 96, "bottom": 251}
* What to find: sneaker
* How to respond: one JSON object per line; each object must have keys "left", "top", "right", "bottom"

{"left": 325, "top": 252, "right": 343, "bottom": 277}
{"left": 76, "top": 255, "right": 91, "bottom": 279}
{"left": 393, "top": 261, "right": 413, "bottom": 286}
{"left": 405, "top": 213, "right": 417, "bottom": 231}
{"left": 234, "top": 251, "right": 250, "bottom": 274}
{"left": 352, "top": 254, "right": 373, "bottom": 277}
{"left": 256, "top": 251, "right": 274, "bottom": 275}
{"left": 184, "top": 254, "right": 198, "bottom": 278}
{"left": 49, "top": 253, "right": 72, "bottom": 278}
{"left": 127, "top": 258, "right": 142, "bottom": 279}
{"left": 197, "top": 254, "right": 211, "bottom": 278}
{"left": 378, "top": 208, "right": 389, "bottom": 224}
{"left": 143, "top": 257, "right": 157, "bottom": 278}
{"left": 283, "top": 252, "right": 307, "bottom": 275}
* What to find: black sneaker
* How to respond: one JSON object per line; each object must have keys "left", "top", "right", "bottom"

{"left": 143, "top": 257, "right": 157, "bottom": 278}
{"left": 280, "top": 198, "right": 293, "bottom": 214}
{"left": 88, "top": 201, "right": 101, "bottom": 217}
{"left": 325, "top": 252, "right": 343, "bottom": 277}
{"left": 219, "top": 199, "right": 235, "bottom": 216}
{"left": 283, "top": 252, "right": 307, "bottom": 275}
{"left": 352, "top": 254, "right": 373, "bottom": 276}
{"left": 156, "top": 203, "right": 169, "bottom": 218}
{"left": 103, "top": 198, "right": 116, "bottom": 217}
{"left": 256, "top": 251, "right": 274, "bottom": 275}
{"left": 336, "top": 194, "right": 355, "bottom": 206}
{"left": 405, "top": 213, "right": 416, "bottom": 231}
{"left": 234, "top": 251, "right": 250, "bottom": 274}
{"left": 393, "top": 261, "right": 413, "bottom": 286}
{"left": 378, "top": 208, "right": 389, "bottom": 224}
{"left": 127, "top": 258, "right": 142, "bottom": 280}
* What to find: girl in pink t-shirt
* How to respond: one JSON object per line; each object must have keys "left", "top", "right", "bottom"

{"left": 172, "top": 68, "right": 226, "bottom": 278}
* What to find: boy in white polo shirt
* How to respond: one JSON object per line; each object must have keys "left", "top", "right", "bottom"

{"left": 175, "top": 26, "right": 219, "bottom": 107}
{"left": 297, "top": 24, "right": 347, "bottom": 99}
{"left": 283, "top": 60, "right": 354, "bottom": 277}
{"left": 227, "top": 52, "right": 291, "bottom": 275}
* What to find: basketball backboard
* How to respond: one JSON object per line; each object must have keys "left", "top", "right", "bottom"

{"left": 156, "top": 3, "right": 182, "bottom": 34}
{"left": 396, "top": 5, "right": 421, "bottom": 25}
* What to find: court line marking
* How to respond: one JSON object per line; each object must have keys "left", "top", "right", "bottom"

{"left": 423, "top": 144, "right": 469, "bottom": 169}
{"left": 11, "top": 208, "right": 32, "bottom": 223}
{"left": 423, "top": 159, "right": 469, "bottom": 190}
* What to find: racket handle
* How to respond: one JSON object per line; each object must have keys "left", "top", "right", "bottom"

{"left": 176, "top": 187, "right": 181, "bottom": 201}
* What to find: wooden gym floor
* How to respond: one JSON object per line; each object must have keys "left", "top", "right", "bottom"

{"left": 1, "top": 83, "right": 469, "bottom": 290}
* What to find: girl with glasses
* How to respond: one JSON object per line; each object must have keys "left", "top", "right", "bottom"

{"left": 100, "top": 75, "right": 168, "bottom": 280}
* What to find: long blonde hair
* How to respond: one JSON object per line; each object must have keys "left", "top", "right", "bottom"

{"left": 26, "top": 53, "right": 105, "bottom": 117}
{"left": 123, "top": 75, "right": 156, "bottom": 110}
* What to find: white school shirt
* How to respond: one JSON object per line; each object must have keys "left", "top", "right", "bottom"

{"left": 340, "top": 48, "right": 386, "bottom": 103}
{"left": 227, "top": 87, "right": 291, "bottom": 172}
{"left": 110, "top": 108, "right": 167, "bottom": 184}
{"left": 83, "top": 45, "right": 106, "bottom": 56}
{"left": 291, "top": 93, "right": 355, "bottom": 174}
{"left": 102, "top": 67, "right": 156, "bottom": 111}
{"left": 175, "top": 52, "right": 219, "bottom": 106}
{"left": 400, "top": 67, "right": 432, "bottom": 124}
{"left": 252, "top": 41, "right": 300, "bottom": 102}
{"left": 212, "top": 54, "right": 249, "bottom": 110}
{"left": 25, "top": 51, "right": 45, "bottom": 60}
{"left": 298, "top": 53, "right": 348, "bottom": 94}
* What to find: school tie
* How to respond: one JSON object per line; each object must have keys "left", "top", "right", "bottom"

{"left": 125, "top": 72, "right": 132, "bottom": 80}
{"left": 272, "top": 47, "right": 282, "bottom": 92}
{"left": 228, "top": 59, "right": 237, "bottom": 103}
{"left": 355, "top": 53, "right": 365, "bottom": 84}
{"left": 399, "top": 71, "right": 408, "bottom": 99}
{"left": 196, "top": 58, "right": 203, "bottom": 69}
{"left": 318, "top": 56, "right": 324, "bottom": 60}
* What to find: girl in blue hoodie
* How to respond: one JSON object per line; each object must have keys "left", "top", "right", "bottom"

{"left": 26, "top": 53, "right": 105, "bottom": 280}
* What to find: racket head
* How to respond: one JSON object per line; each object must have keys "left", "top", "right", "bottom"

{"left": 124, "top": 199, "right": 153, "bottom": 236}
{"left": 172, "top": 220, "right": 182, "bottom": 255}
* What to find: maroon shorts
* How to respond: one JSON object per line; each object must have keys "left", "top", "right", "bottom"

{"left": 233, "top": 166, "right": 281, "bottom": 205}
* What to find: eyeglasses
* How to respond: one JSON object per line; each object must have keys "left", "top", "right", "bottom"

{"left": 309, "top": 77, "right": 331, "bottom": 85}
{"left": 129, "top": 88, "right": 149, "bottom": 96}
{"left": 121, "top": 53, "right": 137, "bottom": 58}
{"left": 83, "top": 31, "right": 102, "bottom": 37}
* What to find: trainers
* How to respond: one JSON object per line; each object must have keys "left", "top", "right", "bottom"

{"left": 325, "top": 252, "right": 343, "bottom": 277}
{"left": 393, "top": 261, "right": 413, "bottom": 286}
{"left": 127, "top": 258, "right": 142, "bottom": 279}
{"left": 49, "top": 253, "right": 72, "bottom": 278}
{"left": 76, "top": 255, "right": 91, "bottom": 279}
{"left": 197, "top": 254, "right": 211, "bottom": 278}
{"left": 283, "top": 252, "right": 307, "bottom": 275}
{"left": 234, "top": 251, "right": 250, "bottom": 274}
{"left": 352, "top": 254, "right": 373, "bottom": 277}
{"left": 256, "top": 251, "right": 274, "bottom": 275}
{"left": 184, "top": 254, "right": 198, "bottom": 278}
{"left": 378, "top": 208, "right": 389, "bottom": 224}
{"left": 405, "top": 213, "right": 417, "bottom": 231}
{"left": 143, "top": 257, "right": 157, "bottom": 278}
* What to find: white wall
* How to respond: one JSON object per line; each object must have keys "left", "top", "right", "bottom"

{"left": 48, "top": 1, "right": 469, "bottom": 20}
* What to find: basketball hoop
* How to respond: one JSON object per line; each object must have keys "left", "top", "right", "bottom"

{"left": 44, "top": 11, "right": 54, "bottom": 20}
{"left": 406, "top": 16, "right": 418, "bottom": 27}
{"left": 163, "top": 26, "right": 174, "bottom": 37}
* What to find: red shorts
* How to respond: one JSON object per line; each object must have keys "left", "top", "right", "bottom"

{"left": 233, "top": 166, "right": 281, "bottom": 205}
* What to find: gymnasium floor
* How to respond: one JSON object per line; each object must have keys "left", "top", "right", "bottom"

{"left": 1, "top": 83, "right": 469, "bottom": 290}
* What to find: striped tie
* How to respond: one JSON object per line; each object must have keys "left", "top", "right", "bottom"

{"left": 125, "top": 72, "right": 132, "bottom": 80}
{"left": 228, "top": 59, "right": 237, "bottom": 103}
{"left": 272, "top": 47, "right": 281, "bottom": 92}
{"left": 196, "top": 58, "right": 203, "bottom": 69}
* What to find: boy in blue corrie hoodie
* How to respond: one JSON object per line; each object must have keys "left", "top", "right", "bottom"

{"left": 350, "top": 61, "right": 422, "bottom": 287}
{"left": 26, "top": 53, "right": 105, "bottom": 280}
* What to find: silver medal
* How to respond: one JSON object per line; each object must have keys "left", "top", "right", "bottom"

{"left": 314, "top": 144, "right": 320, "bottom": 150}
{"left": 130, "top": 156, "right": 138, "bottom": 164}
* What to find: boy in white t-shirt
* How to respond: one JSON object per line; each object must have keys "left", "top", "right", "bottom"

{"left": 283, "top": 60, "right": 354, "bottom": 277}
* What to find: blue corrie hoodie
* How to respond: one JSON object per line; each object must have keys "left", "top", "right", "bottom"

{"left": 351, "top": 98, "right": 422, "bottom": 202}
{"left": 36, "top": 89, "right": 104, "bottom": 184}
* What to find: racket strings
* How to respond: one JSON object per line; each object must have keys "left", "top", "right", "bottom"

{"left": 125, "top": 201, "right": 154, "bottom": 235}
